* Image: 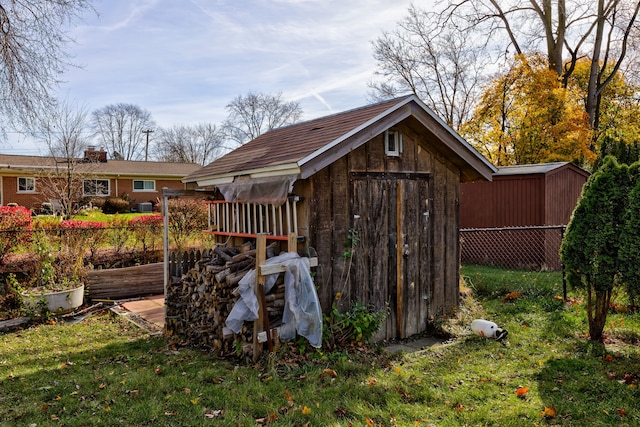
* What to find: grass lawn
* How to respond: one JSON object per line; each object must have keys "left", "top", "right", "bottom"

{"left": 1, "top": 266, "right": 640, "bottom": 426}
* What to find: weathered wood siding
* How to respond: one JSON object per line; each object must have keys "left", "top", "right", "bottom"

{"left": 306, "top": 123, "right": 461, "bottom": 340}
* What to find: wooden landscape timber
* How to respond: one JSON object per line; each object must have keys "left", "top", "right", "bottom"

{"left": 87, "top": 263, "right": 164, "bottom": 300}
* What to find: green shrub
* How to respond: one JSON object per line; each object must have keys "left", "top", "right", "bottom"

{"left": 84, "top": 197, "right": 105, "bottom": 210}
{"left": 561, "top": 156, "right": 630, "bottom": 342}
{"left": 323, "top": 300, "right": 386, "bottom": 350}
{"left": 166, "top": 198, "right": 208, "bottom": 251}
{"left": 102, "top": 197, "right": 130, "bottom": 214}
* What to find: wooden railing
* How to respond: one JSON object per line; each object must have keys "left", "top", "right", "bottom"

{"left": 206, "top": 196, "right": 301, "bottom": 240}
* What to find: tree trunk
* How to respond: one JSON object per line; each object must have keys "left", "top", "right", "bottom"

{"left": 588, "top": 286, "right": 612, "bottom": 342}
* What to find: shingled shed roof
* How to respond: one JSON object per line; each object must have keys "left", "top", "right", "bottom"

{"left": 184, "top": 95, "right": 495, "bottom": 187}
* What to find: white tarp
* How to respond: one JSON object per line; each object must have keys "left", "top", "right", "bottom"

{"left": 216, "top": 174, "right": 297, "bottom": 206}
{"left": 224, "top": 252, "right": 322, "bottom": 348}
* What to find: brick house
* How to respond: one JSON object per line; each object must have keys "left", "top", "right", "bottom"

{"left": 0, "top": 149, "right": 201, "bottom": 212}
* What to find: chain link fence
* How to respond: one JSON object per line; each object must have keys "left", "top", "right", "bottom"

{"left": 460, "top": 225, "right": 566, "bottom": 271}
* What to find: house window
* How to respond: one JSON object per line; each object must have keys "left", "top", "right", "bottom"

{"left": 17, "top": 177, "right": 36, "bottom": 193}
{"left": 133, "top": 180, "right": 156, "bottom": 191}
{"left": 385, "top": 130, "right": 402, "bottom": 156}
{"left": 83, "top": 179, "right": 110, "bottom": 196}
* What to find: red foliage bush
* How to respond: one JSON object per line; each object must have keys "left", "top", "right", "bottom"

{"left": 58, "top": 220, "right": 107, "bottom": 229}
{"left": 129, "top": 214, "right": 163, "bottom": 227}
{"left": 0, "top": 206, "right": 33, "bottom": 264}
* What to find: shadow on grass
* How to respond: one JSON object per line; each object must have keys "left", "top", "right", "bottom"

{"left": 0, "top": 321, "right": 395, "bottom": 426}
{"left": 537, "top": 342, "right": 640, "bottom": 426}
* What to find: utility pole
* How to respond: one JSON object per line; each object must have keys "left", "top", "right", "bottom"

{"left": 143, "top": 129, "right": 154, "bottom": 161}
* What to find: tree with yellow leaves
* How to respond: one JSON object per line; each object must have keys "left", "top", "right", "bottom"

{"left": 461, "top": 54, "right": 593, "bottom": 166}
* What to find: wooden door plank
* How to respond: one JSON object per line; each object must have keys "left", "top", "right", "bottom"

{"left": 396, "top": 180, "right": 404, "bottom": 338}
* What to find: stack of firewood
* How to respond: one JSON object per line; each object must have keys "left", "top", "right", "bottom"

{"left": 165, "top": 242, "right": 284, "bottom": 355}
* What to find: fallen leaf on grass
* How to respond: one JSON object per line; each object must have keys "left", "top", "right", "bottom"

{"left": 453, "top": 402, "right": 464, "bottom": 412}
{"left": 366, "top": 418, "right": 375, "bottom": 426}
{"left": 617, "top": 409, "right": 627, "bottom": 417}
{"left": 334, "top": 407, "right": 348, "bottom": 418}
{"left": 604, "top": 354, "right": 616, "bottom": 362}
{"left": 396, "top": 387, "right": 411, "bottom": 400}
{"left": 301, "top": 405, "right": 312, "bottom": 415}
{"left": 502, "top": 292, "right": 522, "bottom": 303}
{"left": 540, "top": 406, "right": 556, "bottom": 418}
{"left": 515, "top": 386, "right": 529, "bottom": 398}
{"left": 564, "top": 297, "right": 583, "bottom": 305}
{"left": 284, "top": 391, "right": 294, "bottom": 406}
{"left": 204, "top": 409, "right": 223, "bottom": 419}
{"left": 322, "top": 368, "right": 338, "bottom": 378}
{"left": 622, "top": 373, "right": 639, "bottom": 385}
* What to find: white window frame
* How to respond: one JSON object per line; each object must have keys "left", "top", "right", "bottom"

{"left": 17, "top": 177, "right": 36, "bottom": 193}
{"left": 83, "top": 178, "right": 110, "bottom": 197}
{"left": 133, "top": 179, "right": 156, "bottom": 192}
{"left": 385, "top": 130, "right": 402, "bottom": 156}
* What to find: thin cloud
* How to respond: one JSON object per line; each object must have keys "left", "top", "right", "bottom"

{"left": 6, "top": 0, "right": 417, "bottom": 155}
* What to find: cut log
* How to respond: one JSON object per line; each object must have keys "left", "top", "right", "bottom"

{"left": 87, "top": 263, "right": 164, "bottom": 300}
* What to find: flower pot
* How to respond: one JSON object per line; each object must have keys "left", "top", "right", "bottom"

{"left": 21, "top": 284, "right": 85, "bottom": 314}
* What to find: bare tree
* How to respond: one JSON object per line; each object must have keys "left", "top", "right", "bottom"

{"left": 406, "top": 0, "right": 640, "bottom": 141}
{"left": 370, "top": 5, "right": 489, "bottom": 130}
{"left": 91, "top": 103, "right": 156, "bottom": 160}
{"left": 0, "top": 0, "right": 93, "bottom": 136}
{"left": 36, "top": 100, "right": 93, "bottom": 218}
{"left": 154, "top": 123, "right": 226, "bottom": 165}
{"left": 222, "top": 92, "right": 303, "bottom": 146}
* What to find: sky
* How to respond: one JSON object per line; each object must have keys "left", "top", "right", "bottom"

{"left": 4, "top": 0, "right": 416, "bottom": 155}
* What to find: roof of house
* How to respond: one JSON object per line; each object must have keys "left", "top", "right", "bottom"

{"left": 0, "top": 153, "right": 201, "bottom": 178}
{"left": 184, "top": 95, "right": 496, "bottom": 186}
{"left": 495, "top": 162, "right": 590, "bottom": 177}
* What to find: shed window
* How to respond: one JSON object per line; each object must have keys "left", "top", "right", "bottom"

{"left": 133, "top": 180, "right": 156, "bottom": 191}
{"left": 385, "top": 130, "right": 402, "bottom": 156}
{"left": 83, "top": 179, "right": 110, "bottom": 196}
{"left": 17, "top": 177, "right": 36, "bottom": 193}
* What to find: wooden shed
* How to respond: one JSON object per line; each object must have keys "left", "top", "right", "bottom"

{"left": 183, "top": 95, "right": 495, "bottom": 340}
{"left": 460, "top": 162, "right": 590, "bottom": 228}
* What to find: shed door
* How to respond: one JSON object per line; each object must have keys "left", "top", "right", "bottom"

{"left": 351, "top": 173, "right": 431, "bottom": 340}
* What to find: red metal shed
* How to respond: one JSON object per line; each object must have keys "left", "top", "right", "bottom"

{"left": 460, "top": 162, "right": 590, "bottom": 228}
{"left": 459, "top": 162, "right": 590, "bottom": 270}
